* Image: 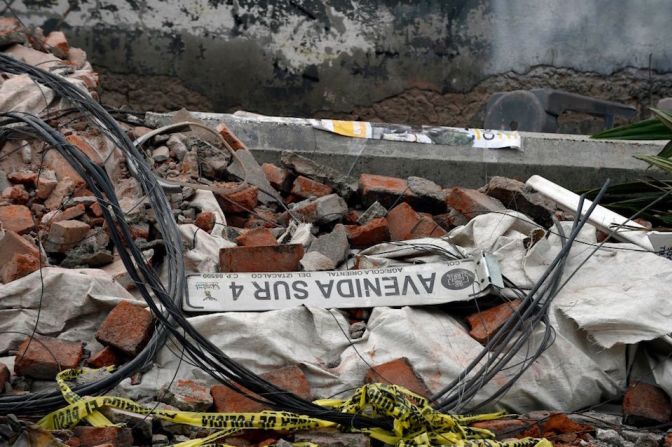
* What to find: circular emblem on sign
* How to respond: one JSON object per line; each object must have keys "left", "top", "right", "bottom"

{"left": 441, "top": 269, "right": 476, "bottom": 290}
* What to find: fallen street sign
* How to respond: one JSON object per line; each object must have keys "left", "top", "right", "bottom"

{"left": 183, "top": 255, "right": 503, "bottom": 312}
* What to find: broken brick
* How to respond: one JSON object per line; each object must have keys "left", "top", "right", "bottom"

{"left": 262, "top": 163, "right": 292, "bottom": 193}
{"left": 289, "top": 194, "right": 348, "bottom": 225}
{"left": 482, "top": 176, "right": 555, "bottom": 228}
{"left": 216, "top": 122, "right": 246, "bottom": 151}
{"left": 45, "top": 150, "right": 85, "bottom": 186}
{"left": 160, "top": 379, "right": 213, "bottom": 412}
{"left": 73, "top": 426, "right": 133, "bottom": 447}
{"left": 343, "top": 209, "right": 361, "bottom": 225}
{"left": 0, "top": 17, "right": 27, "bottom": 47}
{"left": 2, "top": 185, "right": 29, "bottom": 204}
{"left": 0, "top": 362, "right": 9, "bottom": 393}
{"left": 89, "top": 201, "right": 104, "bottom": 218}
{"left": 14, "top": 335, "right": 84, "bottom": 380}
{"left": 214, "top": 183, "right": 258, "bottom": 214}
{"left": 345, "top": 217, "right": 390, "bottom": 248}
{"left": 59, "top": 203, "right": 86, "bottom": 221}
{"left": 0, "top": 230, "right": 39, "bottom": 265}
{"left": 194, "top": 211, "right": 216, "bottom": 232}
{"left": 44, "top": 31, "right": 69, "bottom": 59}
{"left": 291, "top": 175, "right": 333, "bottom": 199}
{"left": 219, "top": 244, "right": 304, "bottom": 272}
{"left": 445, "top": 187, "right": 506, "bottom": 220}
{"left": 359, "top": 174, "right": 413, "bottom": 208}
{"left": 129, "top": 223, "right": 150, "bottom": 240}
{"left": 45, "top": 178, "right": 76, "bottom": 210}
{"left": 87, "top": 346, "right": 119, "bottom": 368}
{"left": 1, "top": 252, "right": 40, "bottom": 284}
{"left": 7, "top": 170, "right": 36, "bottom": 185}
{"left": 65, "top": 133, "right": 103, "bottom": 165}
{"left": 365, "top": 358, "right": 430, "bottom": 397}
{"left": 0, "top": 204, "right": 34, "bottom": 234}
{"left": 386, "top": 202, "right": 446, "bottom": 241}
{"left": 433, "top": 209, "right": 468, "bottom": 231}
{"left": 623, "top": 382, "right": 672, "bottom": 426}
{"left": 44, "top": 219, "right": 90, "bottom": 252}
{"left": 466, "top": 299, "right": 522, "bottom": 344}
{"left": 470, "top": 419, "right": 529, "bottom": 440}
{"left": 96, "top": 300, "right": 154, "bottom": 357}
{"left": 235, "top": 228, "right": 278, "bottom": 247}
{"left": 211, "top": 365, "right": 311, "bottom": 412}
{"left": 36, "top": 169, "right": 58, "bottom": 199}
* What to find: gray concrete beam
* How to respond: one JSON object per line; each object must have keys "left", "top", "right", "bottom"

{"left": 146, "top": 112, "right": 667, "bottom": 190}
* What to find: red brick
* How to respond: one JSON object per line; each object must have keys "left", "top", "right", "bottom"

{"left": 0, "top": 204, "right": 34, "bottom": 234}
{"left": 163, "top": 379, "right": 213, "bottom": 412}
{"left": 89, "top": 201, "right": 103, "bottom": 218}
{"left": 244, "top": 208, "right": 278, "bottom": 229}
{"left": 45, "top": 150, "right": 85, "bottom": 186}
{"left": 386, "top": 203, "right": 445, "bottom": 241}
{"left": 73, "top": 426, "right": 132, "bottom": 447}
{"left": 215, "top": 183, "right": 258, "bottom": 214}
{"left": 96, "top": 301, "right": 153, "bottom": 357}
{"left": 211, "top": 365, "right": 311, "bottom": 412}
{"left": 14, "top": 336, "right": 84, "bottom": 380}
{"left": 194, "top": 211, "right": 216, "bottom": 232}
{"left": 2, "top": 185, "right": 29, "bottom": 204}
{"left": 365, "top": 358, "right": 430, "bottom": 397}
{"left": 433, "top": 210, "right": 468, "bottom": 231}
{"left": 471, "top": 419, "right": 529, "bottom": 440}
{"left": 291, "top": 175, "right": 333, "bottom": 199}
{"left": 129, "top": 223, "right": 149, "bottom": 240}
{"left": 359, "top": 174, "right": 413, "bottom": 208}
{"left": 466, "top": 299, "right": 522, "bottom": 344}
{"left": 87, "top": 346, "right": 119, "bottom": 368}
{"left": 216, "top": 122, "right": 246, "bottom": 151}
{"left": 0, "top": 362, "right": 9, "bottom": 393}
{"left": 219, "top": 244, "right": 304, "bottom": 272}
{"left": 0, "top": 230, "right": 39, "bottom": 265}
{"left": 345, "top": 217, "right": 390, "bottom": 248}
{"left": 236, "top": 228, "right": 278, "bottom": 247}
{"left": 65, "top": 133, "right": 103, "bottom": 165}
{"left": 44, "top": 219, "right": 90, "bottom": 252}
{"left": 623, "top": 382, "right": 672, "bottom": 426}
{"left": 446, "top": 187, "right": 505, "bottom": 220}
{"left": 261, "top": 163, "right": 291, "bottom": 192}
{"left": 36, "top": 170, "right": 58, "bottom": 199}
{"left": 343, "top": 210, "right": 361, "bottom": 225}
{"left": 1, "top": 252, "right": 40, "bottom": 284}
{"left": 7, "top": 170, "right": 36, "bottom": 185}
{"left": 44, "top": 31, "right": 69, "bottom": 58}
{"left": 59, "top": 203, "right": 86, "bottom": 221}
{"left": 45, "top": 178, "right": 76, "bottom": 210}
{"left": 540, "top": 413, "right": 592, "bottom": 436}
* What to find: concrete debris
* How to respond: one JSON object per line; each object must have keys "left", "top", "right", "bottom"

{"left": 356, "top": 200, "right": 387, "bottom": 225}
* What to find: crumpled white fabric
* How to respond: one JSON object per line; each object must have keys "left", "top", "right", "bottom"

{"left": 0, "top": 267, "right": 141, "bottom": 353}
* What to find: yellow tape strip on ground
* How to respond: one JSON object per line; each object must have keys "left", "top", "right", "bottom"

{"left": 40, "top": 368, "right": 552, "bottom": 447}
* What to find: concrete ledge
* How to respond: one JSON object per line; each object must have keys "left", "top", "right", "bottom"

{"left": 146, "top": 112, "right": 667, "bottom": 190}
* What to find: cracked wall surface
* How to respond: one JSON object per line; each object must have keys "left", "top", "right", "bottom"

{"left": 12, "top": 0, "right": 672, "bottom": 129}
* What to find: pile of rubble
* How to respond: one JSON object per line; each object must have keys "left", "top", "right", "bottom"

{"left": 1, "top": 17, "right": 672, "bottom": 447}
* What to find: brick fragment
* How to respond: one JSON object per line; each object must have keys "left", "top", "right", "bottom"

{"left": 0, "top": 362, "right": 9, "bottom": 393}
{"left": 160, "top": 379, "right": 213, "bottom": 412}
{"left": 2, "top": 185, "right": 29, "bottom": 204}
{"left": 345, "top": 217, "right": 390, "bottom": 248}
{"left": 45, "top": 150, "right": 85, "bottom": 186}
{"left": 59, "top": 203, "right": 86, "bottom": 221}
{"left": 343, "top": 210, "right": 361, "bottom": 225}
{"left": 236, "top": 228, "right": 278, "bottom": 247}
{"left": 129, "top": 223, "right": 150, "bottom": 240}
{"left": 1, "top": 252, "right": 40, "bottom": 283}
{"left": 216, "top": 122, "right": 246, "bottom": 151}
{"left": 0, "top": 230, "right": 39, "bottom": 265}
{"left": 386, "top": 203, "right": 446, "bottom": 241}
{"left": 36, "top": 169, "right": 58, "bottom": 199}
{"left": 0, "top": 204, "right": 34, "bottom": 234}
{"left": 194, "top": 211, "right": 216, "bottom": 232}
{"left": 44, "top": 31, "right": 69, "bottom": 58}
{"left": 244, "top": 207, "right": 278, "bottom": 229}
{"left": 89, "top": 201, "right": 103, "bottom": 218}
{"left": 261, "top": 163, "right": 292, "bottom": 192}
{"left": 44, "top": 219, "right": 90, "bottom": 252}
{"left": 96, "top": 300, "right": 154, "bottom": 357}
{"left": 211, "top": 365, "right": 310, "bottom": 412}
{"left": 470, "top": 419, "right": 529, "bottom": 440}
{"left": 357, "top": 201, "right": 387, "bottom": 225}
{"left": 446, "top": 187, "right": 505, "bottom": 220}
{"left": 0, "top": 17, "right": 27, "bottom": 47}
{"left": 289, "top": 194, "right": 348, "bottom": 224}
{"left": 433, "top": 209, "right": 468, "bottom": 231}
{"left": 45, "top": 178, "right": 76, "bottom": 210}
{"left": 365, "top": 357, "right": 430, "bottom": 397}
{"left": 220, "top": 244, "right": 304, "bottom": 272}
{"left": 73, "top": 426, "right": 132, "bottom": 447}
{"left": 466, "top": 299, "right": 522, "bottom": 344}
{"left": 214, "top": 183, "right": 258, "bottom": 214}
{"left": 7, "top": 170, "right": 36, "bottom": 185}
{"left": 14, "top": 336, "right": 84, "bottom": 379}
{"left": 623, "top": 382, "right": 672, "bottom": 426}
{"left": 359, "top": 174, "right": 413, "bottom": 208}
{"left": 482, "top": 176, "right": 555, "bottom": 227}
{"left": 291, "top": 175, "right": 333, "bottom": 199}
{"left": 65, "top": 133, "right": 103, "bottom": 165}
{"left": 87, "top": 346, "right": 119, "bottom": 368}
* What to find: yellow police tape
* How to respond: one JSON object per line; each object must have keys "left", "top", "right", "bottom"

{"left": 39, "top": 368, "right": 552, "bottom": 447}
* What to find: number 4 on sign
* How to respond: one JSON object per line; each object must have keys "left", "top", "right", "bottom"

{"left": 229, "top": 282, "right": 244, "bottom": 301}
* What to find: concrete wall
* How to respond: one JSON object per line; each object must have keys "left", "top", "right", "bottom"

{"left": 13, "top": 0, "right": 672, "bottom": 129}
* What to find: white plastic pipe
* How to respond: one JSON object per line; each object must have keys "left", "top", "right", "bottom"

{"left": 525, "top": 175, "right": 654, "bottom": 251}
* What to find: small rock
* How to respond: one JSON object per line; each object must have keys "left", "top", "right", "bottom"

{"left": 308, "top": 224, "right": 349, "bottom": 266}
{"left": 349, "top": 321, "right": 366, "bottom": 339}
{"left": 152, "top": 146, "right": 170, "bottom": 163}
